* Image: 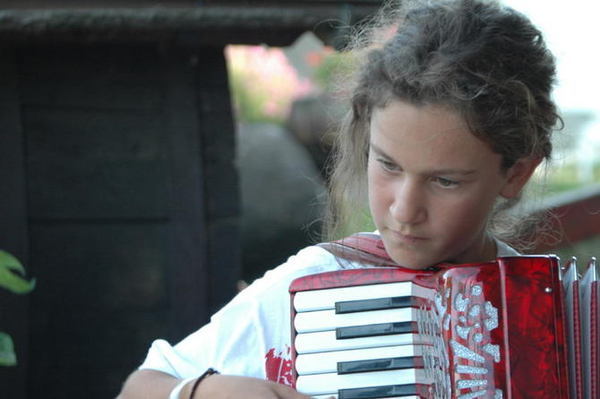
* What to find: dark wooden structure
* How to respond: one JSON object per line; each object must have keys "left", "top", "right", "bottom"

{"left": 0, "top": 1, "right": 382, "bottom": 398}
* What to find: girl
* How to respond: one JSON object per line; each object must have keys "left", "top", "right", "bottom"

{"left": 118, "top": 0, "right": 559, "bottom": 397}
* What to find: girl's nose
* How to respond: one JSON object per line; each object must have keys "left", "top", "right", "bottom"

{"left": 389, "top": 179, "right": 426, "bottom": 225}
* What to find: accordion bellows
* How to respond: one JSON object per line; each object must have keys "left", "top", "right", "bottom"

{"left": 289, "top": 256, "right": 599, "bottom": 399}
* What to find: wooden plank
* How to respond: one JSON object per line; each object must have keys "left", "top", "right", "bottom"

{"left": 22, "top": 84, "right": 169, "bottom": 220}
{"left": 195, "top": 46, "right": 242, "bottom": 314}
{"left": 27, "top": 158, "right": 169, "bottom": 220}
{"left": 18, "top": 44, "right": 164, "bottom": 109}
{"left": 1, "top": 0, "right": 197, "bottom": 7}
{"left": 0, "top": 4, "right": 385, "bottom": 47}
{"left": 26, "top": 223, "right": 170, "bottom": 396}
{"left": 0, "top": 47, "right": 29, "bottom": 399}
{"left": 17, "top": 43, "right": 174, "bottom": 398}
{"left": 196, "top": 53, "right": 239, "bottom": 219}
{"left": 27, "top": 309, "right": 169, "bottom": 398}
{"left": 23, "top": 106, "right": 166, "bottom": 161}
{"left": 205, "top": 217, "right": 242, "bottom": 314}
{"left": 28, "top": 224, "right": 168, "bottom": 310}
{"left": 161, "top": 47, "right": 212, "bottom": 341}
{"left": 203, "top": 0, "right": 382, "bottom": 3}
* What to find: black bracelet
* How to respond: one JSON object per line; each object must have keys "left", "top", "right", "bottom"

{"left": 188, "top": 368, "right": 219, "bottom": 399}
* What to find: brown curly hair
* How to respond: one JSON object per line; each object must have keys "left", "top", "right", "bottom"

{"left": 325, "top": 0, "right": 560, "bottom": 245}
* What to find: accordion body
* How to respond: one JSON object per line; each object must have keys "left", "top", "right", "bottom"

{"left": 289, "top": 255, "right": 599, "bottom": 399}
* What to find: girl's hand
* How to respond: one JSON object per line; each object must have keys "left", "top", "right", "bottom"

{"left": 186, "top": 374, "right": 317, "bottom": 399}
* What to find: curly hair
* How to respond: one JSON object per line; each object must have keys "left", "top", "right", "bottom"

{"left": 325, "top": 0, "right": 560, "bottom": 244}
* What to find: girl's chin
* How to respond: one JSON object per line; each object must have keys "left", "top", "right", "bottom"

{"left": 386, "top": 250, "right": 442, "bottom": 270}
{"left": 382, "top": 239, "right": 442, "bottom": 269}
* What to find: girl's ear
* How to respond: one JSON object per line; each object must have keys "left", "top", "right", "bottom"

{"left": 499, "top": 157, "right": 542, "bottom": 199}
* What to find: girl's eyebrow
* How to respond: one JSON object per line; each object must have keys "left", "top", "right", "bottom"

{"left": 369, "top": 142, "right": 393, "bottom": 159}
{"left": 369, "top": 142, "right": 477, "bottom": 176}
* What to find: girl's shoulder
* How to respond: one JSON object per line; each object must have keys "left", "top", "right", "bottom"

{"left": 249, "top": 244, "right": 343, "bottom": 291}
{"left": 220, "top": 233, "right": 388, "bottom": 314}
{"left": 267, "top": 231, "right": 390, "bottom": 280}
{"left": 217, "top": 244, "right": 344, "bottom": 313}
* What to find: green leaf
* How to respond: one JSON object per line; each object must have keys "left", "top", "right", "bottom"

{"left": 0, "top": 332, "right": 17, "bottom": 366}
{"left": 0, "top": 250, "right": 35, "bottom": 294}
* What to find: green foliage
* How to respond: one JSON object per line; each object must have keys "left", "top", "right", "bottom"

{"left": 0, "top": 250, "right": 35, "bottom": 367}
{"left": 544, "top": 161, "right": 600, "bottom": 196}
{"left": 0, "top": 250, "right": 35, "bottom": 295}
{"left": 0, "top": 333, "right": 16, "bottom": 367}
{"left": 336, "top": 206, "right": 377, "bottom": 240}
{"left": 313, "top": 51, "right": 356, "bottom": 92}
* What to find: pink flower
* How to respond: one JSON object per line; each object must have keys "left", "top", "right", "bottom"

{"left": 225, "top": 45, "right": 317, "bottom": 122}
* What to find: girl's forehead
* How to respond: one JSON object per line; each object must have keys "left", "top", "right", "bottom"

{"left": 371, "top": 101, "right": 467, "bottom": 132}
{"left": 369, "top": 101, "right": 500, "bottom": 168}
{"left": 371, "top": 101, "right": 471, "bottom": 146}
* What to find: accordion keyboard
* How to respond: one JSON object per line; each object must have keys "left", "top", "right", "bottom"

{"left": 292, "top": 282, "right": 426, "bottom": 399}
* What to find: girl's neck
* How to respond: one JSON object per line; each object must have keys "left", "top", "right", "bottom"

{"left": 482, "top": 233, "right": 499, "bottom": 259}
{"left": 451, "top": 233, "right": 498, "bottom": 265}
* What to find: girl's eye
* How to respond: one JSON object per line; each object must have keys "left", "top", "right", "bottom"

{"left": 378, "top": 158, "right": 398, "bottom": 172}
{"left": 434, "top": 177, "right": 459, "bottom": 188}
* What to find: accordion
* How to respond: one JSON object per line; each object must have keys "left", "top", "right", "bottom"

{"left": 289, "top": 255, "right": 599, "bottom": 399}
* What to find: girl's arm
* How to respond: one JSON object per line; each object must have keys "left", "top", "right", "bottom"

{"left": 117, "top": 369, "right": 179, "bottom": 399}
{"left": 117, "top": 369, "right": 313, "bottom": 399}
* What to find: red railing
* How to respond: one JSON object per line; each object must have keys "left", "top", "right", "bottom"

{"left": 532, "top": 184, "right": 600, "bottom": 253}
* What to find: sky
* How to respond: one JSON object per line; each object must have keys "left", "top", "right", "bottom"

{"left": 504, "top": 0, "right": 599, "bottom": 113}
{"left": 503, "top": 0, "right": 600, "bottom": 174}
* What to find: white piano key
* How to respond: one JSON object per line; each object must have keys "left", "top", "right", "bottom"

{"left": 294, "top": 282, "right": 413, "bottom": 312}
{"left": 296, "top": 369, "right": 425, "bottom": 396}
{"left": 295, "top": 330, "right": 421, "bottom": 354}
{"left": 296, "top": 345, "right": 422, "bottom": 375}
{"left": 294, "top": 307, "right": 415, "bottom": 333}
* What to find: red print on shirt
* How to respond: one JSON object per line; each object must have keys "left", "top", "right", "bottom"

{"left": 264, "top": 346, "right": 293, "bottom": 386}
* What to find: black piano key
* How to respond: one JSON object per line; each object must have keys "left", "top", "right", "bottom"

{"left": 335, "top": 296, "right": 413, "bottom": 314}
{"left": 338, "top": 384, "right": 417, "bottom": 399}
{"left": 336, "top": 321, "right": 415, "bottom": 339}
{"left": 337, "top": 356, "right": 421, "bottom": 374}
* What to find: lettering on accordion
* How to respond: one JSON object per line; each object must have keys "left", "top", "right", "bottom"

{"left": 417, "top": 283, "right": 503, "bottom": 398}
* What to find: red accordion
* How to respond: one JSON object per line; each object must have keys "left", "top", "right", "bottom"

{"left": 289, "top": 255, "right": 599, "bottom": 399}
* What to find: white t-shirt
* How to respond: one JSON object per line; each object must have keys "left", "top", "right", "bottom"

{"left": 139, "top": 237, "right": 519, "bottom": 386}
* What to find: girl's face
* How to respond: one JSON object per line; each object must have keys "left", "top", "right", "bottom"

{"left": 368, "top": 100, "right": 535, "bottom": 269}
